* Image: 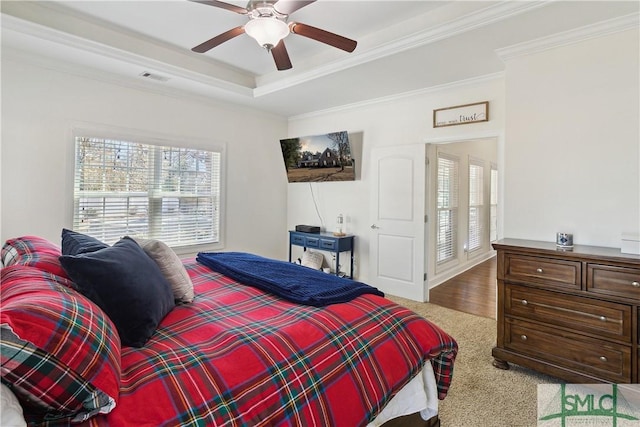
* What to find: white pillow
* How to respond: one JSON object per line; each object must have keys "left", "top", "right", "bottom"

{"left": 1, "top": 383, "right": 27, "bottom": 427}
{"left": 301, "top": 250, "right": 324, "bottom": 270}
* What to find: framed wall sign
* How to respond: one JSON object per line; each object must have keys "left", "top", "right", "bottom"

{"left": 433, "top": 101, "right": 489, "bottom": 128}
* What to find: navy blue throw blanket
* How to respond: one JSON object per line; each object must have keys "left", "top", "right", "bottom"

{"left": 196, "top": 252, "right": 384, "bottom": 307}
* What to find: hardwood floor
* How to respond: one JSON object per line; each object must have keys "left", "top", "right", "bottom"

{"left": 428, "top": 256, "right": 497, "bottom": 319}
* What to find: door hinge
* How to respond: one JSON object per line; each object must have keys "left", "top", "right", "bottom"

{"left": 423, "top": 273, "right": 427, "bottom": 281}
{"left": 424, "top": 214, "right": 428, "bottom": 223}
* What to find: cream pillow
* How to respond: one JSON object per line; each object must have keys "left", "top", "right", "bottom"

{"left": 301, "top": 250, "right": 324, "bottom": 270}
{"left": 133, "top": 238, "right": 195, "bottom": 303}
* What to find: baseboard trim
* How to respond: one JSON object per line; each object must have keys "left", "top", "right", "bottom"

{"left": 428, "top": 251, "right": 496, "bottom": 290}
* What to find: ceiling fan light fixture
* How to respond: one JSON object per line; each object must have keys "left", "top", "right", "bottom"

{"left": 244, "top": 17, "right": 290, "bottom": 51}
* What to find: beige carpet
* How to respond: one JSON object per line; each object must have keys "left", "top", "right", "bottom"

{"left": 387, "top": 296, "right": 560, "bottom": 427}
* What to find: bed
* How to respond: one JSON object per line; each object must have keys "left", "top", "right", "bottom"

{"left": 0, "top": 233, "right": 458, "bottom": 426}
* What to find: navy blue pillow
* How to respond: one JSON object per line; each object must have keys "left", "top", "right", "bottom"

{"left": 61, "top": 228, "right": 109, "bottom": 255}
{"left": 59, "top": 236, "right": 175, "bottom": 347}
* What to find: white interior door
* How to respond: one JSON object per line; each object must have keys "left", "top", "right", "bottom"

{"left": 369, "top": 144, "right": 426, "bottom": 302}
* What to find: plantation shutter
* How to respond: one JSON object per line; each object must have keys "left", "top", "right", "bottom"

{"left": 468, "top": 157, "right": 484, "bottom": 253}
{"left": 436, "top": 153, "right": 459, "bottom": 265}
{"left": 73, "top": 137, "right": 220, "bottom": 247}
{"left": 490, "top": 163, "right": 498, "bottom": 242}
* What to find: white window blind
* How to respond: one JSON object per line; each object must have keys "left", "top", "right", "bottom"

{"left": 490, "top": 164, "right": 498, "bottom": 242}
{"left": 436, "top": 153, "right": 459, "bottom": 265}
{"left": 468, "top": 158, "right": 484, "bottom": 253}
{"left": 73, "top": 136, "right": 221, "bottom": 247}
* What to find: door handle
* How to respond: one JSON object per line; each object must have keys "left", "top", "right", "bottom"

{"left": 370, "top": 224, "right": 380, "bottom": 229}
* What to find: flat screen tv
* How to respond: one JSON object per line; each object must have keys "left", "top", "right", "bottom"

{"left": 280, "top": 131, "right": 355, "bottom": 183}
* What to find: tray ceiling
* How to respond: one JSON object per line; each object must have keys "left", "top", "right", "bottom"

{"left": 2, "top": 1, "right": 638, "bottom": 117}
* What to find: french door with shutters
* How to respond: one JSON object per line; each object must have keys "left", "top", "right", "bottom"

{"left": 434, "top": 138, "right": 498, "bottom": 274}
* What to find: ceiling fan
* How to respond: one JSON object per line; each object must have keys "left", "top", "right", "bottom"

{"left": 189, "top": 0, "right": 357, "bottom": 71}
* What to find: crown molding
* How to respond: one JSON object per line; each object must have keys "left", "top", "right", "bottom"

{"left": 4, "top": 1, "right": 635, "bottom": 118}
{"left": 1, "top": 13, "right": 255, "bottom": 97}
{"left": 0, "top": 46, "right": 286, "bottom": 120}
{"left": 496, "top": 12, "right": 639, "bottom": 61}
{"left": 288, "top": 72, "right": 505, "bottom": 122}
{"left": 2, "top": 0, "right": 543, "bottom": 100}
{"left": 256, "top": 1, "right": 546, "bottom": 97}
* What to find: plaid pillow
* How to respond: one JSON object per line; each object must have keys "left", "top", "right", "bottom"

{"left": 1, "top": 245, "right": 18, "bottom": 267}
{"left": 0, "top": 265, "right": 121, "bottom": 424}
{"left": 1, "top": 236, "right": 68, "bottom": 279}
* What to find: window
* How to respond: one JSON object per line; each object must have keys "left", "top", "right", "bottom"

{"left": 436, "top": 153, "right": 459, "bottom": 265}
{"left": 73, "top": 136, "right": 222, "bottom": 248}
{"left": 468, "top": 158, "right": 484, "bottom": 254}
{"left": 490, "top": 163, "right": 498, "bottom": 242}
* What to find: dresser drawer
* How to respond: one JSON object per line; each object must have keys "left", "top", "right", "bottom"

{"left": 504, "top": 254, "right": 581, "bottom": 290}
{"left": 504, "top": 318, "right": 632, "bottom": 383}
{"left": 587, "top": 264, "right": 640, "bottom": 301}
{"left": 505, "top": 284, "right": 632, "bottom": 342}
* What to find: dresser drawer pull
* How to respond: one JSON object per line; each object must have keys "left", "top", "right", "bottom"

{"left": 599, "top": 316, "right": 607, "bottom": 322}
{"left": 536, "top": 268, "right": 543, "bottom": 273}
{"left": 632, "top": 281, "right": 640, "bottom": 288}
{"left": 599, "top": 356, "right": 608, "bottom": 363}
{"left": 521, "top": 299, "right": 528, "bottom": 306}
{"left": 520, "top": 335, "right": 528, "bottom": 341}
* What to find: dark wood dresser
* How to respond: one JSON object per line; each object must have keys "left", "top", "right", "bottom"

{"left": 492, "top": 238, "right": 640, "bottom": 383}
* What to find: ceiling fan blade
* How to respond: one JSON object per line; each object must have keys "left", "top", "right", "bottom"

{"left": 290, "top": 22, "right": 357, "bottom": 53}
{"left": 189, "top": 0, "right": 248, "bottom": 15}
{"left": 271, "top": 41, "right": 292, "bottom": 71}
{"left": 273, "top": 0, "right": 316, "bottom": 15}
{"left": 192, "top": 26, "right": 245, "bottom": 53}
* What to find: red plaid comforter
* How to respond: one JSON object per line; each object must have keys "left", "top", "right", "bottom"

{"left": 85, "top": 260, "right": 457, "bottom": 427}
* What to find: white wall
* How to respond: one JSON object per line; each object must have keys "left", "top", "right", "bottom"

{"left": 4, "top": 26, "right": 635, "bottom": 281}
{"left": 1, "top": 58, "right": 289, "bottom": 258}
{"left": 287, "top": 26, "right": 639, "bottom": 287}
{"left": 288, "top": 76, "right": 505, "bottom": 283}
{"left": 503, "top": 28, "right": 639, "bottom": 247}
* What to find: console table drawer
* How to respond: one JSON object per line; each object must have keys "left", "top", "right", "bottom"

{"left": 506, "top": 284, "right": 631, "bottom": 342}
{"left": 505, "top": 254, "right": 581, "bottom": 290}
{"left": 588, "top": 264, "right": 640, "bottom": 301}
{"left": 319, "top": 239, "right": 337, "bottom": 250}
{"left": 291, "top": 234, "right": 306, "bottom": 246}
{"left": 505, "top": 318, "right": 632, "bottom": 383}
{"left": 304, "top": 237, "right": 319, "bottom": 248}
